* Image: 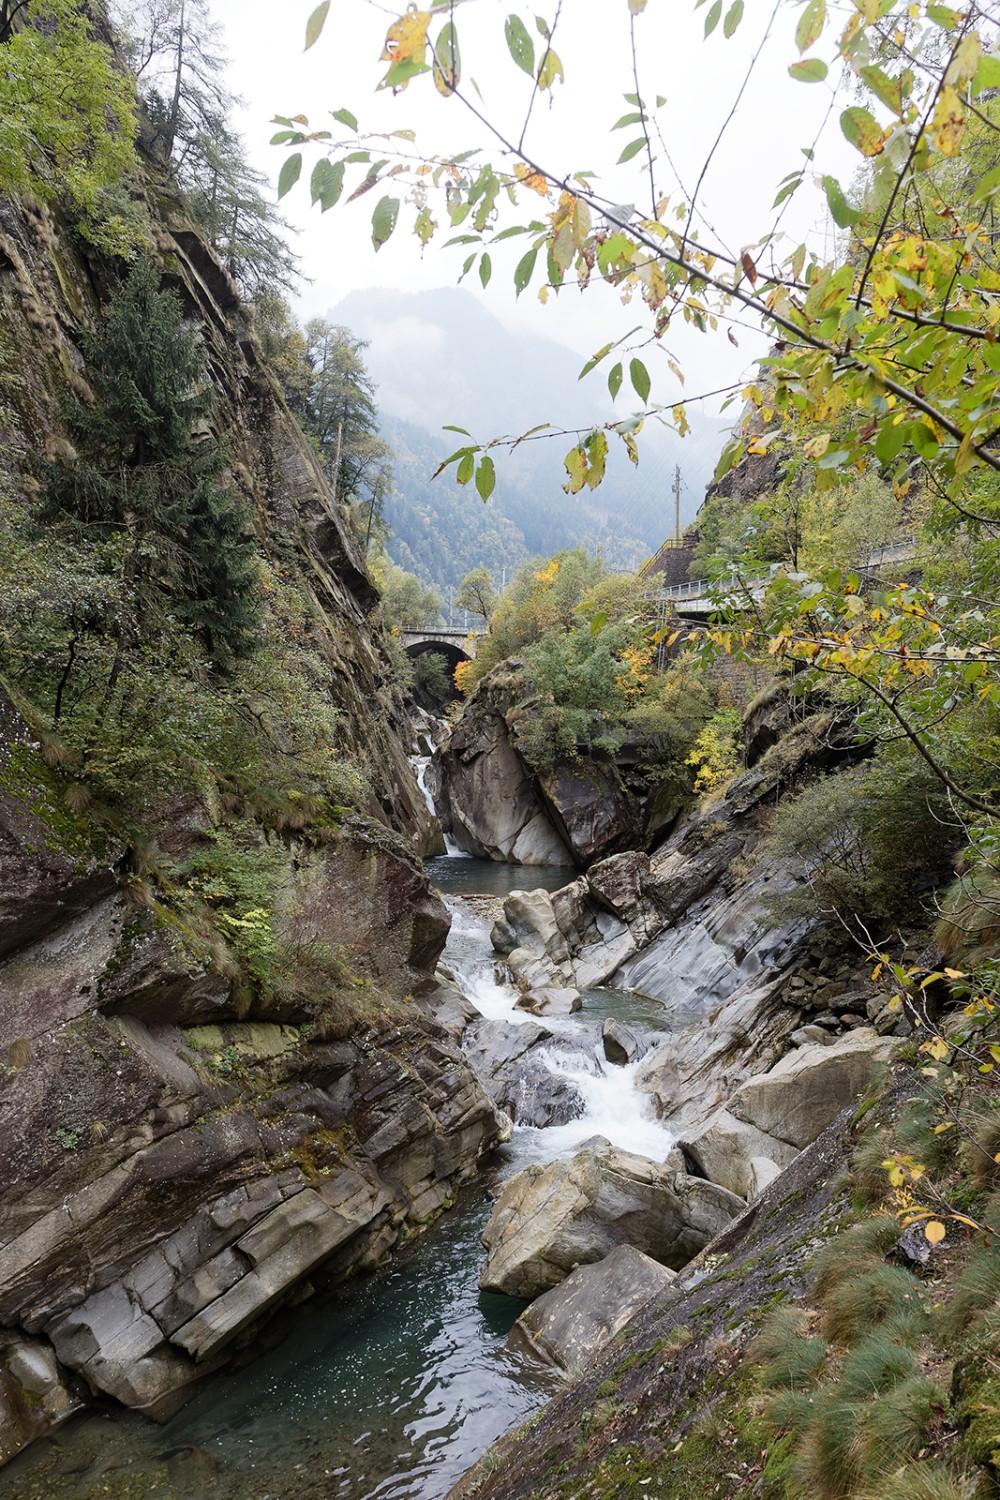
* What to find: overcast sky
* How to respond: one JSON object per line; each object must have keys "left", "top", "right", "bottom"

{"left": 208, "top": 0, "right": 858, "bottom": 416}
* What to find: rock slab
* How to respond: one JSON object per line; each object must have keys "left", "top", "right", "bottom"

{"left": 514, "top": 1244, "right": 677, "bottom": 1374}
{"left": 480, "top": 1140, "right": 744, "bottom": 1298}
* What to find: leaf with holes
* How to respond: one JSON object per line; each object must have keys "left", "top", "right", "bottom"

{"left": 505, "top": 14, "right": 535, "bottom": 75}
{"left": 371, "top": 195, "right": 400, "bottom": 250}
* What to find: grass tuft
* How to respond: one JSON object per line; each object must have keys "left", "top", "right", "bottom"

{"left": 824, "top": 1265, "right": 928, "bottom": 1348}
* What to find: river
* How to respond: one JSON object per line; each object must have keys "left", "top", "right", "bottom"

{"left": 0, "top": 857, "right": 675, "bottom": 1500}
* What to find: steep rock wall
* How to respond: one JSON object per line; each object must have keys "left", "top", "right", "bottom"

{"left": 0, "top": 176, "right": 503, "bottom": 1461}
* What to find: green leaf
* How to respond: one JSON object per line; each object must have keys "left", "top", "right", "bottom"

{"left": 972, "top": 164, "right": 1000, "bottom": 204}
{"left": 433, "top": 20, "right": 461, "bottom": 93}
{"left": 456, "top": 451, "right": 475, "bottom": 485}
{"left": 479, "top": 252, "right": 492, "bottom": 288}
{"left": 332, "top": 107, "right": 359, "bottom": 132}
{"left": 371, "top": 195, "right": 400, "bottom": 251}
{"left": 926, "top": 4, "right": 959, "bottom": 28}
{"left": 475, "top": 456, "right": 496, "bottom": 501}
{"left": 579, "top": 342, "right": 614, "bottom": 380}
{"left": 713, "top": 438, "right": 743, "bottom": 482}
{"left": 821, "top": 175, "right": 861, "bottom": 227}
{"left": 909, "top": 422, "right": 940, "bottom": 460}
{"left": 305, "top": 1, "right": 330, "bottom": 50}
{"left": 630, "top": 357, "right": 651, "bottom": 404}
{"left": 443, "top": 425, "right": 472, "bottom": 435}
{"left": 310, "top": 158, "right": 345, "bottom": 211}
{"left": 504, "top": 14, "right": 535, "bottom": 75}
{"left": 704, "top": 0, "right": 722, "bottom": 36}
{"left": 859, "top": 63, "right": 903, "bottom": 115}
{"left": 612, "top": 112, "right": 644, "bottom": 129}
{"left": 514, "top": 247, "right": 538, "bottom": 297}
{"left": 609, "top": 362, "right": 624, "bottom": 400}
{"left": 723, "top": 0, "right": 744, "bottom": 38}
{"left": 789, "top": 57, "right": 828, "bottom": 82}
{"left": 974, "top": 55, "right": 1000, "bottom": 93}
{"left": 277, "top": 153, "right": 302, "bottom": 199}
{"left": 840, "top": 106, "right": 884, "bottom": 156}
{"left": 795, "top": 0, "right": 826, "bottom": 55}
{"left": 590, "top": 610, "right": 608, "bottom": 635}
{"left": 618, "top": 137, "right": 646, "bottom": 164}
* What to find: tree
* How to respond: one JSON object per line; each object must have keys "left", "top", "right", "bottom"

{"left": 454, "top": 566, "right": 497, "bottom": 625}
{"left": 44, "top": 260, "right": 261, "bottom": 676}
{"left": 0, "top": 0, "right": 139, "bottom": 251}
{"left": 114, "top": 0, "right": 227, "bottom": 165}
{"left": 113, "top": 0, "right": 300, "bottom": 295}
{"left": 182, "top": 123, "right": 301, "bottom": 297}
{"left": 279, "top": 2, "right": 1000, "bottom": 820}
{"left": 300, "top": 320, "right": 394, "bottom": 546}
{"left": 370, "top": 551, "right": 441, "bottom": 629}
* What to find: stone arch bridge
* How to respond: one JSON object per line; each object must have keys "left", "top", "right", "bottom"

{"left": 399, "top": 627, "right": 479, "bottom": 675}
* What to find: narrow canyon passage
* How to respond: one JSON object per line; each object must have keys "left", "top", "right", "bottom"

{"left": 0, "top": 856, "right": 677, "bottom": 1500}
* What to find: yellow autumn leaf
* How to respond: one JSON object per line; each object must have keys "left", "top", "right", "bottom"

{"left": 924, "top": 1221, "right": 946, "bottom": 1246}
{"left": 931, "top": 86, "right": 965, "bottom": 157}
{"left": 381, "top": 7, "right": 431, "bottom": 63}
{"left": 515, "top": 162, "right": 550, "bottom": 196}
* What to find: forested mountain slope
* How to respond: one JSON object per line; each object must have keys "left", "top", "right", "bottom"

{"left": 332, "top": 287, "right": 729, "bottom": 591}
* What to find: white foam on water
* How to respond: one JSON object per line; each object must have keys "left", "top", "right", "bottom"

{"left": 442, "top": 894, "right": 675, "bottom": 1163}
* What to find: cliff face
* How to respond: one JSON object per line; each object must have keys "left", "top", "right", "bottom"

{"left": 0, "top": 184, "right": 436, "bottom": 847}
{"left": 0, "top": 179, "right": 506, "bottom": 1462}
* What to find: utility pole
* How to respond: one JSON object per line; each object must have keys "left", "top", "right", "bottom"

{"left": 673, "top": 464, "right": 682, "bottom": 544}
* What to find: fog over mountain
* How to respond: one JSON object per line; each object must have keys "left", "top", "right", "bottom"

{"left": 330, "top": 287, "right": 730, "bottom": 595}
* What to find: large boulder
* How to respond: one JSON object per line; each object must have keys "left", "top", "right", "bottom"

{"left": 492, "top": 882, "right": 637, "bottom": 993}
{"left": 602, "top": 1018, "right": 643, "bottom": 1066}
{"left": 513, "top": 1244, "right": 677, "bottom": 1374}
{"left": 479, "top": 1140, "right": 744, "bottom": 1298}
{"left": 284, "top": 814, "right": 450, "bottom": 998}
{"left": 461, "top": 1016, "right": 584, "bottom": 1129}
{"left": 535, "top": 763, "right": 642, "bottom": 868}
{"left": 727, "top": 1028, "right": 900, "bottom": 1149}
{"left": 682, "top": 1108, "right": 800, "bottom": 1200}
{"left": 437, "top": 698, "right": 572, "bottom": 865}
{"left": 515, "top": 986, "right": 581, "bottom": 1017}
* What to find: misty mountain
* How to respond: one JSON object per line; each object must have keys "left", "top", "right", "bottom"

{"left": 330, "top": 287, "right": 729, "bottom": 594}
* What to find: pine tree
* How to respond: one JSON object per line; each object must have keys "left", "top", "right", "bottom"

{"left": 45, "top": 260, "right": 260, "bottom": 671}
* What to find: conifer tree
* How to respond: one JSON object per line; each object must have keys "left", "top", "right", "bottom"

{"left": 45, "top": 260, "right": 261, "bottom": 672}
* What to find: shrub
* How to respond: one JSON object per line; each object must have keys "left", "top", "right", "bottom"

{"left": 763, "top": 747, "right": 957, "bottom": 935}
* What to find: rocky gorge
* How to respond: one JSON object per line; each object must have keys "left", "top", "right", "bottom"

{"left": 0, "top": 75, "right": 981, "bottom": 1500}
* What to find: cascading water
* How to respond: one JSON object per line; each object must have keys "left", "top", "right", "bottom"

{"left": 0, "top": 855, "right": 673, "bottom": 1500}
{"left": 413, "top": 753, "right": 469, "bottom": 858}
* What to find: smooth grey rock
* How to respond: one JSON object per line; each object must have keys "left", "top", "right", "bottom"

{"left": 728, "top": 1029, "right": 900, "bottom": 1150}
{"left": 602, "top": 1018, "right": 642, "bottom": 1066}
{"left": 479, "top": 1140, "right": 744, "bottom": 1298}
{"left": 514, "top": 1244, "right": 677, "bottom": 1373}
{"left": 587, "top": 852, "right": 651, "bottom": 921}
{"left": 515, "top": 986, "right": 581, "bottom": 1017}
{"left": 683, "top": 1109, "right": 800, "bottom": 1201}
{"left": 535, "top": 764, "right": 641, "bottom": 867}
{"left": 437, "top": 699, "right": 573, "bottom": 865}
